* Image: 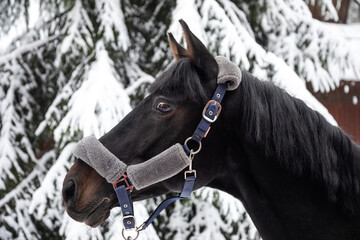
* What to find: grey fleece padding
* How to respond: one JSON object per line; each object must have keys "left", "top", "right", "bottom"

{"left": 73, "top": 137, "right": 191, "bottom": 189}
{"left": 127, "top": 143, "right": 191, "bottom": 190}
{"left": 73, "top": 136, "right": 127, "bottom": 183}
{"left": 215, "top": 56, "right": 242, "bottom": 91}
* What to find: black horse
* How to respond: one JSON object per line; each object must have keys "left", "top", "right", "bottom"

{"left": 62, "top": 20, "right": 360, "bottom": 240}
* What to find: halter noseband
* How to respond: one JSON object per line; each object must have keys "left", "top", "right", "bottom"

{"left": 72, "top": 56, "right": 241, "bottom": 240}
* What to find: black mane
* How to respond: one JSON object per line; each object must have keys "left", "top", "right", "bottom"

{"left": 240, "top": 72, "right": 360, "bottom": 209}
{"left": 151, "top": 59, "right": 360, "bottom": 209}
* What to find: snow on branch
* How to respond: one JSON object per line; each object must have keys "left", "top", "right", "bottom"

{"left": 29, "top": 143, "right": 75, "bottom": 223}
{"left": 0, "top": 35, "right": 59, "bottom": 65}
{"left": 0, "top": 149, "right": 54, "bottom": 208}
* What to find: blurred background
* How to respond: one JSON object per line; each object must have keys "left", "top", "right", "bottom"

{"left": 0, "top": 0, "right": 359, "bottom": 239}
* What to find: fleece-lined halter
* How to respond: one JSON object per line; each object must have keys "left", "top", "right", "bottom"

{"left": 72, "top": 56, "right": 241, "bottom": 239}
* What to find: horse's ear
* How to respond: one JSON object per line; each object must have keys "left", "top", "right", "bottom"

{"left": 168, "top": 19, "right": 218, "bottom": 80}
{"left": 168, "top": 32, "right": 188, "bottom": 60}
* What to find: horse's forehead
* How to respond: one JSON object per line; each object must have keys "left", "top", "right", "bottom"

{"left": 149, "top": 89, "right": 185, "bottom": 101}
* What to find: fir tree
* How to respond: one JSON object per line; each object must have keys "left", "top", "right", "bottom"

{"left": 0, "top": 0, "right": 359, "bottom": 239}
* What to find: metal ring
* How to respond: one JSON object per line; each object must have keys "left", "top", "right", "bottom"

{"left": 122, "top": 228, "right": 139, "bottom": 240}
{"left": 184, "top": 137, "right": 202, "bottom": 155}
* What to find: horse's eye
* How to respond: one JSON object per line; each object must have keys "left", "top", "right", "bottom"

{"left": 156, "top": 102, "right": 173, "bottom": 113}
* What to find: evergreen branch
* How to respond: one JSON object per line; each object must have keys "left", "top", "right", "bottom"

{"left": 9, "top": 7, "right": 73, "bottom": 44}
{"left": 0, "top": 170, "right": 38, "bottom": 208}
{"left": 0, "top": 150, "right": 55, "bottom": 208}
{"left": 125, "top": 76, "right": 154, "bottom": 95}
{"left": 0, "top": 35, "right": 59, "bottom": 65}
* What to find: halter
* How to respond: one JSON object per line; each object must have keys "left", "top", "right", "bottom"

{"left": 72, "top": 56, "right": 241, "bottom": 240}
{"left": 116, "top": 82, "right": 229, "bottom": 240}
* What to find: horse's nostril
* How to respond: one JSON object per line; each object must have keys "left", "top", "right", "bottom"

{"left": 63, "top": 179, "right": 76, "bottom": 204}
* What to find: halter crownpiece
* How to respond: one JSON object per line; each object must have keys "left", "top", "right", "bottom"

{"left": 215, "top": 56, "right": 242, "bottom": 91}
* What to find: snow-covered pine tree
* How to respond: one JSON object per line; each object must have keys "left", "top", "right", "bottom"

{"left": 0, "top": 1, "right": 65, "bottom": 237}
{"left": 0, "top": 0, "right": 359, "bottom": 239}
{"left": 28, "top": 1, "right": 158, "bottom": 239}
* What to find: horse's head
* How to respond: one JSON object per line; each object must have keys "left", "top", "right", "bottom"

{"left": 62, "top": 20, "right": 229, "bottom": 227}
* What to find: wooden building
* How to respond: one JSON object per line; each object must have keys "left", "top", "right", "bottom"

{"left": 307, "top": 81, "right": 360, "bottom": 144}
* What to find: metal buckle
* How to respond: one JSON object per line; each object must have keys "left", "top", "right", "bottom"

{"left": 122, "top": 215, "right": 140, "bottom": 239}
{"left": 202, "top": 100, "right": 222, "bottom": 123}
{"left": 113, "top": 174, "right": 134, "bottom": 192}
{"left": 184, "top": 170, "right": 197, "bottom": 179}
{"left": 123, "top": 215, "right": 136, "bottom": 229}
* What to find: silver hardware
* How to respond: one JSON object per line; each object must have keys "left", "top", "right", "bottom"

{"left": 202, "top": 100, "right": 222, "bottom": 123}
{"left": 122, "top": 215, "right": 136, "bottom": 230}
{"left": 216, "top": 93, "right": 221, "bottom": 98}
{"left": 209, "top": 111, "right": 213, "bottom": 115}
{"left": 136, "top": 223, "right": 145, "bottom": 232}
{"left": 125, "top": 211, "right": 130, "bottom": 215}
{"left": 184, "top": 137, "right": 202, "bottom": 155}
{"left": 123, "top": 204, "right": 128, "bottom": 208}
{"left": 183, "top": 139, "right": 200, "bottom": 179}
{"left": 184, "top": 170, "right": 197, "bottom": 179}
{"left": 122, "top": 228, "right": 139, "bottom": 240}
{"left": 188, "top": 150, "right": 196, "bottom": 169}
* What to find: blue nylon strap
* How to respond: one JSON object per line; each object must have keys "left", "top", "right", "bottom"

{"left": 192, "top": 83, "right": 228, "bottom": 143}
{"left": 179, "top": 175, "right": 196, "bottom": 198}
{"left": 114, "top": 180, "right": 135, "bottom": 229}
{"left": 140, "top": 175, "right": 196, "bottom": 231}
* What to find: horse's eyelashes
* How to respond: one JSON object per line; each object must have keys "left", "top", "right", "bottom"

{"left": 156, "top": 102, "right": 173, "bottom": 113}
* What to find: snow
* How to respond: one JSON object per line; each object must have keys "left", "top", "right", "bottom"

{"left": 170, "top": 0, "right": 337, "bottom": 125}
{"left": 157, "top": 187, "right": 259, "bottom": 240}
{"left": 1, "top": 0, "right": 359, "bottom": 239}
{"left": 326, "top": 23, "right": 360, "bottom": 81}
{"left": 170, "top": 0, "right": 208, "bottom": 46}
{"left": 264, "top": 1, "right": 360, "bottom": 92}
{"left": 59, "top": 0, "right": 82, "bottom": 56}
{"left": 96, "top": 0, "right": 130, "bottom": 50}
{"left": 0, "top": 0, "right": 40, "bottom": 54}
{"left": 53, "top": 41, "right": 131, "bottom": 142}
{"left": 320, "top": 0, "right": 339, "bottom": 21}
{"left": 0, "top": 35, "right": 59, "bottom": 65}
{"left": 29, "top": 144, "right": 75, "bottom": 222}
{"left": 0, "top": 65, "right": 35, "bottom": 189}
{"left": 353, "top": 96, "right": 358, "bottom": 105}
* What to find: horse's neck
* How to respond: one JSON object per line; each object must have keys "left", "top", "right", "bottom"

{"left": 209, "top": 134, "right": 360, "bottom": 240}
{"left": 221, "top": 72, "right": 360, "bottom": 201}
{"left": 208, "top": 73, "right": 360, "bottom": 240}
